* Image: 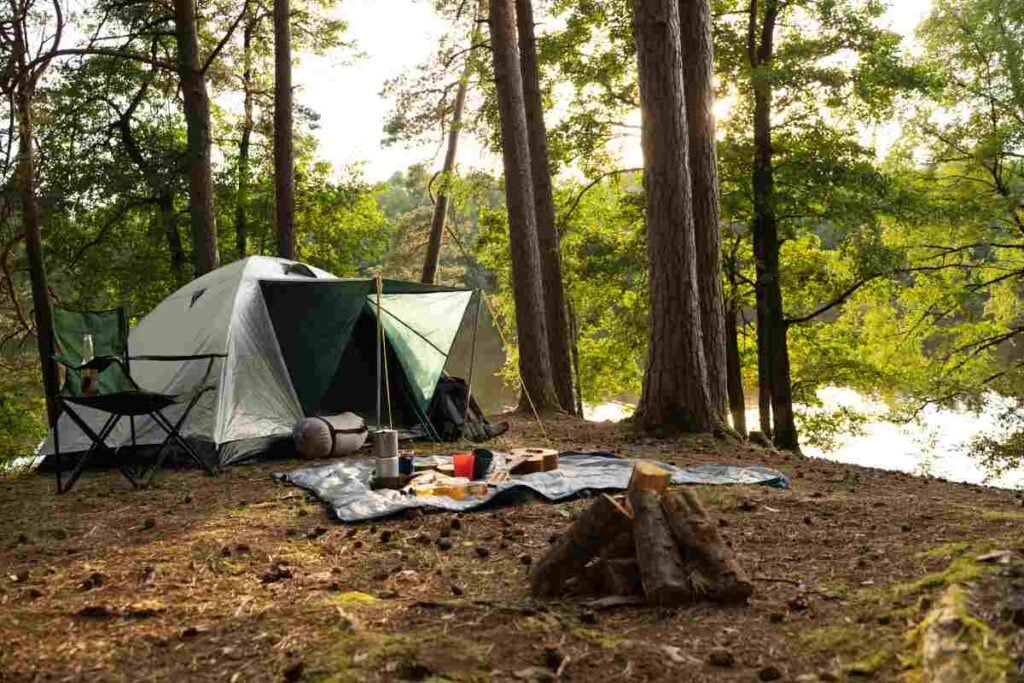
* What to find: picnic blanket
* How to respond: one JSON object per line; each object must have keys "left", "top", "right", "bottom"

{"left": 274, "top": 451, "right": 789, "bottom": 522}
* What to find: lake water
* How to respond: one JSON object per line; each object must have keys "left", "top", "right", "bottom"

{"left": 583, "top": 387, "right": 1024, "bottom": 490}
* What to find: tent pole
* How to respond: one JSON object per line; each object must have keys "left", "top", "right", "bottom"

{"left": 375, "top": 276, "right": 382, "bottom": 429}
{"left": 464, "top": 291, "right": 482, "bottom": 423}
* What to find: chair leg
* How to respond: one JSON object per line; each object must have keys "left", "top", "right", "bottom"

{"left": 144, "top": 410, "right": 216, "bottom": 489}
{"left": 54, "top": 408, "right": 62, "bottom": 495}
{"left": 59, "top": 413, "right": 121, "bottom": 494}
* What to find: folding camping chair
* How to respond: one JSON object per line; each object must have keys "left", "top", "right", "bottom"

{"left": 50, "top": 306, "right": 224, "bottom": 494}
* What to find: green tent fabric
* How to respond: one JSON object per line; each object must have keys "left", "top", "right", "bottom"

{"left": 369, "top": 291, "right": 475, "bottom": 412}
{"left": 260, "top": 281, "right": 370, "bottom": 416}
{"left": 259, "top": 279, "right": 476, "bottom": 434}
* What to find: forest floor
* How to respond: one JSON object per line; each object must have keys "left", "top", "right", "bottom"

{"left": 3, "top": 414, "right": 1024, "bottom": 681}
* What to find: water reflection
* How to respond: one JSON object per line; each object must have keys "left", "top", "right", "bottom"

{"left": 583, "top": 388, "right": 1024, "bottom": 490}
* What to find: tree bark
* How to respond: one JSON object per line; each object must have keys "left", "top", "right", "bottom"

{"left": 679, "top": 0, "right": 728, "bottom": 419}
{"left": 173, "top": 0, "right": 220, "bottom": 275}
{"left": 724, "top": 300, "right": 747, "bottom": 436}
{"left": 748, "top": 0, "right": 798, "bottom": 451}
{"left": 236, "top": 11, "right": 256, "bottom": 260}
{"left": 516, "top": 0, "right": 576, "bottom": 415}
{"left": 157, "top": 192, "right": 186, "bottom": 284}
{"left": 488, "top": 0, "right": 560, "bottom": 411}
{"left": 422, "top": 7, "right": 482, "bottom": 285}
{"left": 274, "top": 0, "right": 296, "bottom": 259}
{"left": 10, "top": 1, "right": 59, "bottom": 426}
{"left": 632, "top": 0, "right": 714, "bottom": 433}
{"left": 113, "top": 90, "right": 187, "bottom": 285}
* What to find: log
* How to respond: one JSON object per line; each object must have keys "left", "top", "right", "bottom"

{"left": 660, "top": 489, "right": 754, "bottom": 603}
{"left": 629, "top": 489, "right": 691, "bottom": 606}
{"left": 572, "top": 557, "right": 644, "bottom": 597}
{"left": 530, "top": 494, "right": 631, "bottom": 598}
{"left": 628, "top": 461, "right": 672, "bottom": 493}
{"left": 600, "top": 529, "right": 635, "bottom": 559}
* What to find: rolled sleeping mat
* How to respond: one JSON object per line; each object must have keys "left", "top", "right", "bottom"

{"left": 293, "top": 413, "right": 369, "bottom": 459}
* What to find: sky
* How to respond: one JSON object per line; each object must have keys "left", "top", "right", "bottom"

{"left": 295, "top": 0, "right": 934, "bottom": 183}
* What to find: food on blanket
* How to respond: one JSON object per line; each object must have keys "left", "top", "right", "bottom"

{"left": 411, "top": 483, "right": 489, "bottom": 499}
{"left": 402, "top": 470, "right": 488, "bottom": 499}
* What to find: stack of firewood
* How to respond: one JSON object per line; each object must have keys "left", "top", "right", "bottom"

{"left": 530, "top": 462, "right": 754, "bottom": 606}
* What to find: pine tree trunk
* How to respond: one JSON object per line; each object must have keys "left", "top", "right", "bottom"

{"left": 488, "top": 0, "right": 560, "bottom": 411}
{"left": 422, "top": 8, "right": 481, "bottom": 284}
{"left": 516, "top": 0, "right": 576, "bottom": 415}
{"left": 173, "top": 0, "right": 220, "bottom": 275}
{"left": 749, "top": 0, "right": 799, "bottom": 451}
{"left": 724, "top": 299, "right": 747, "bottom": 436}
{"left": 157, "top": 192, "right": 186, "bottom": 285}
{"left": 632, "top": 0, "right": 714, "bottom": 433}
{"left": 236, "top": 13, "right": 256, "bottom": 260}
{"left": 274, "top": 0, "right": 296, "bottom": 259}
{"left": 113, "top": 91, "right": 186, "bottom": 285}
{"left": 754, "top": 247, "right": 772, "bottom": 437}
{"left": 9, "top": 3, "right": 58, "bottom": 425}
{"left": 679, "top": 0, "right": 728, "bottom": 420}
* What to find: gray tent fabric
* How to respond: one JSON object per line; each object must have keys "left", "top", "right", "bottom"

{"left": 274, "top": 451, "right": 789, "bottom": 522}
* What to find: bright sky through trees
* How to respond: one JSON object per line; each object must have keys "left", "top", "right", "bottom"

{"left": 296, "top": 0, "right": 933, "bottom": 181}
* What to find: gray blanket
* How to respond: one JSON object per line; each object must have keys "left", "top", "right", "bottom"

{"left": 274, "top": 451, "right": 788, "bottom": 522}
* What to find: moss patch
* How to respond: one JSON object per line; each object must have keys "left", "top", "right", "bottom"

{"left": 903, "top": 584, "right": 1012, "bottom": 682}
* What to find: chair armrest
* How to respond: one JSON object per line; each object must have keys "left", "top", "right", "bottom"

{"left": 52, "top": 353, "right": 124, "bottom": 373}
{"left": 128, "top": 354, "right": 226, "bottom": 396}
{"left": 128, "top": 353, "right": 227, "bottom": 362}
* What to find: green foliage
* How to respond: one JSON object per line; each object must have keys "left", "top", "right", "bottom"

{"left": 0, "top": 351, "right": 47, "bottom": 466}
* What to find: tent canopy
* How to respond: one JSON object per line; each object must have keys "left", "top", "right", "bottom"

{"left": 41, "top": 256, "right": 509, "bottom": 466}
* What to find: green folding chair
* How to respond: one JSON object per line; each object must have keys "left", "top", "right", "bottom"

{"left": 50, "top": 306, "right": 223, "bottom": 493}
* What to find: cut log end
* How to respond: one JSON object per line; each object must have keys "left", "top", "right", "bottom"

{"left": 628, "top": 461, "right": 672, "bottom": 493}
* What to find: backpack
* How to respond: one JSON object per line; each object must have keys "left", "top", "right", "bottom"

{"left": 427, "top": 376, "right": 508, "bottom": 442}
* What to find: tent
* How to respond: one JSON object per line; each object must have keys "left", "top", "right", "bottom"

{"left": 40, "top": 256, "right": 509, "bottom": 466}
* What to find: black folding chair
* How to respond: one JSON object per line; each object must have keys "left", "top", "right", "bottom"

{"left": 50, "top": 306, "right": 224, "bottom": 493}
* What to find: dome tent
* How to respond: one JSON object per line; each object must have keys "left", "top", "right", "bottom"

{"left": 40, "top": 256, "right": 505, "bottom": 466}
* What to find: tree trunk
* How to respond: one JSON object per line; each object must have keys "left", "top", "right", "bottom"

{"left": 157, "top": 192, "right": 186, "bottom": 284}
{"left": 754, "top": 273, "right": 772, "bottom": 436}
{"left": 9, "top": 3, "right": 59, "bottom": 425}
{"left": 173, "top": 0, "right": 220, "bottom": 275}
{"left": 488, "top": 0, "right": 560, "bottom": 411}
{"left": 422, "top": 8, "right": 482, "bottom": 285}
{"left": 274, "top": 0, "right": 296, "bottom": 260}
{"left": 724, "top": 299, "right": 747, "bottom": 436}
{"left": 236, "top": 13, "right": 256, "bottom": 260}
{"left": 749, "top": 0, "right": 798, "bottom": 451}
{"left": 632, "top": 0, "right": 714, "bottom": 433}
{"left": 679, "top": 0, "right": 728, "bottom": 419}
{"left": 516, "top": 0, "right": 576, "bottom": 415}
{"left": 113, "top": 91, "right": 187, "bottom": 286}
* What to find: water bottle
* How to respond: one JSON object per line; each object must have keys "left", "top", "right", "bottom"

{"left": 82, "top": 332, "right": 95, "bottom": 363}
{"left": 81, "top": 332, "right": 96, "bottom": 395}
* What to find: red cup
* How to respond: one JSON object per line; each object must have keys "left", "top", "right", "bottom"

{"left": 452, "top": 452, "right": 475, "bottom": 479}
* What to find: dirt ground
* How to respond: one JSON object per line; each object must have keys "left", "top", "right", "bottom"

{"left": 3, "top": 413, "right": 1024, "bottom": 682}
